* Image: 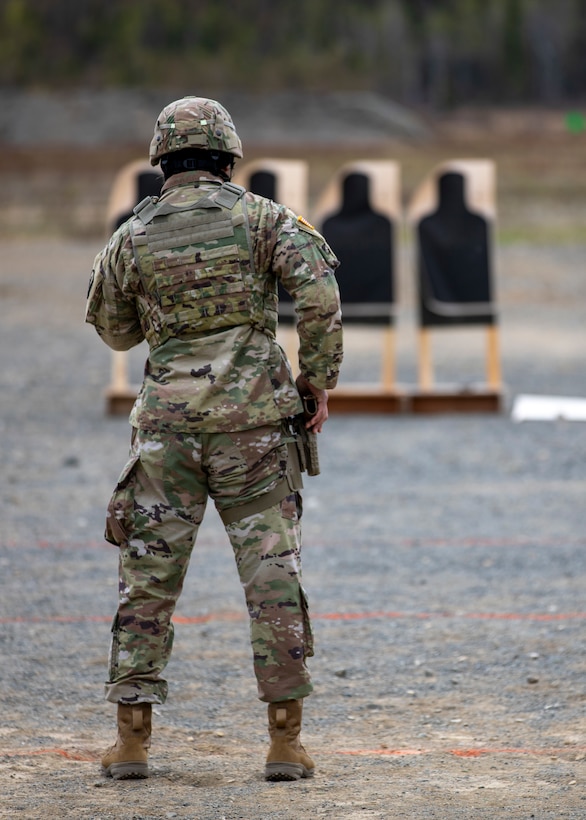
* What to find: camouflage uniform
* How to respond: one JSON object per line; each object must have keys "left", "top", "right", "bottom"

{"left": 86, "top": 169, "right": 343, "bottom": 706}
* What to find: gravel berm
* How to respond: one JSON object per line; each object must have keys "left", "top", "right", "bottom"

{"left": 1, "top": 238, "right": 585, "bottom": 818}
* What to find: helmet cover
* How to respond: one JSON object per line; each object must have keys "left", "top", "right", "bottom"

{"left": 149, "top": 96, "right": 243, "bottom": 166}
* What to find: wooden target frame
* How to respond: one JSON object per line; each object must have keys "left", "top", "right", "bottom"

{"left": 232, "top": 159, "right": 308, "bottom": 214}
{"left": 406, "top": 159, "right": 502, "bottom": 413}
{"left": 313, "top": 160, "right": 403, "bottom": 413}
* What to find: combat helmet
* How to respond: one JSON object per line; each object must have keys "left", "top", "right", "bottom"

{"left": 149, "top": 97, "right": 243, "bottom": 166}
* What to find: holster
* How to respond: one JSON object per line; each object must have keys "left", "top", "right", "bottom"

{"left": 295, "top": 420, "right": 320, "bottom": 476}
{"left": 290, "top": 394, "right": 320, "bottom": 477}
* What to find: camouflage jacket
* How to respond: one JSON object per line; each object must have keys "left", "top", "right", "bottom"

{"left": 86, "top": 171, "right": 343, "bottom": 433}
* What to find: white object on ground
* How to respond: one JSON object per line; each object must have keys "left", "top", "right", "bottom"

{"left": 511, "top": 394, "right": 586, "bottom": 422}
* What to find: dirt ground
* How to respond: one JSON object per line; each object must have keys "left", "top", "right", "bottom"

{"left": 1, "top": 110, "right": 585, "bottom": 818}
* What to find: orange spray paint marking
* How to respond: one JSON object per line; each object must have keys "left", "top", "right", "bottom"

{"left": 335, "top": 746, "right": 586, "bottom": 759}
{"left": 0, "top": 747, "right": 99, "bottom": 762}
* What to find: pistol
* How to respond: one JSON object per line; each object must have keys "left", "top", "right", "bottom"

{"left": 297, "top": 394, "right": 320, "bottom": 477}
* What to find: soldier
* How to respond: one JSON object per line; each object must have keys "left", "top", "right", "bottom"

{"left": 86, "top": 97, "right": 343, "bottom": 782}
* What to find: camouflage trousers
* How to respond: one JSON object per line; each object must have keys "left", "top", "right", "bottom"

{"left": 103, "top": 424, "right": 314, "bottom": 706}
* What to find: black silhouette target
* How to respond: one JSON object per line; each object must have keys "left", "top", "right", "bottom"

{"left": 322, "top": 173, "right": 395, "bottom": 325}
{"left": 249, "top": 171, "right": 277, "bottom": 201}
{"left": 417, "top": 172, "right": 495, "bottom": 327}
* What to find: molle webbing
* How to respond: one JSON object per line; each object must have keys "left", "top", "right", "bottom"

{"left": 130, "top": 183, "right": 278, "bottom": 347}
{"left": 144, "top": 208, "right": 242, "bottom": 253}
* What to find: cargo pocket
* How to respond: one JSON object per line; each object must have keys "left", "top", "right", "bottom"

{"left": 300, "top": 585, "right": 314, "bottom": 659}
{"left": 105, "top": 455, "right": 139, "bottom": 547}
{"left": 280, "top": 491, "right": 303, "bottom": 522}
{"left": 108, "top": 614, "right": 121, "bottom": 682}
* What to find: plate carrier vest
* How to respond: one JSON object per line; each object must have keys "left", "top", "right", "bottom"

{"left": 129, "top": 182, "right": 278, "bottom": 349}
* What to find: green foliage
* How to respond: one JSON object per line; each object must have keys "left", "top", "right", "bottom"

{"left": 0, "top": 0, "right": 42, "bottom": 84}
{"left": 0, "top": 0, "right": 585, "bottom": 106}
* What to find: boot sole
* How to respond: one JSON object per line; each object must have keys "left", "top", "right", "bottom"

{"left": 265, "top": 762, "right": 314, "bottom": 781}
{"left": 104, "top": 761, "right": 149, "bottom": 780}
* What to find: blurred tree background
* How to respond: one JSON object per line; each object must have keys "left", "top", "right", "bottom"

{"left": 0, "top": 0, "right": 585, "bottom": 108}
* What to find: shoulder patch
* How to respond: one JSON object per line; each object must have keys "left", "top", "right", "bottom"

{"left": 297, "top": 215, "right": 316, "bottom": 232}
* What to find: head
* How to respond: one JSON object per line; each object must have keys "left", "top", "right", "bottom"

{"left": 150, "top": 96, "right": 243, "bottom": 182}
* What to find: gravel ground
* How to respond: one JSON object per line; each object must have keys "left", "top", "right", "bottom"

{"left": 0, "top": 238, "right": 585, "bottom": 819}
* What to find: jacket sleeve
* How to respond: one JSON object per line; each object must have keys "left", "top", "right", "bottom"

{"left": 270, "top": 208, "right": 343, "bottom": 390}
{"left": 85, "top": 227, "right": 145, "bottom": 351}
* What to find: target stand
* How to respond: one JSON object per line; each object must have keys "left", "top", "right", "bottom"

{"left": 312, "top": 160, "right": 404, "bottom": 414}
{"left": 406, "top": 159, "right": 503, "bottom": 414}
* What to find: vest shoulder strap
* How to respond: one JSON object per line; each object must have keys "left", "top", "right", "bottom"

{"left": 132, "top": 182, "right": 245, "bottom": 225}
{"left": 214, "top": 181, "right": 246, "bottom": 209}
{"left": 133, "top": 196, "right": 160, "bottom": 225}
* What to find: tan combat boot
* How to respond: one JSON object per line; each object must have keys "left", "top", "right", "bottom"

{"left": 265, "top": 699, "right": 315, "bottom": 781}
{"left": 101, "top": 703, "right": 151, "bottom": 780}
